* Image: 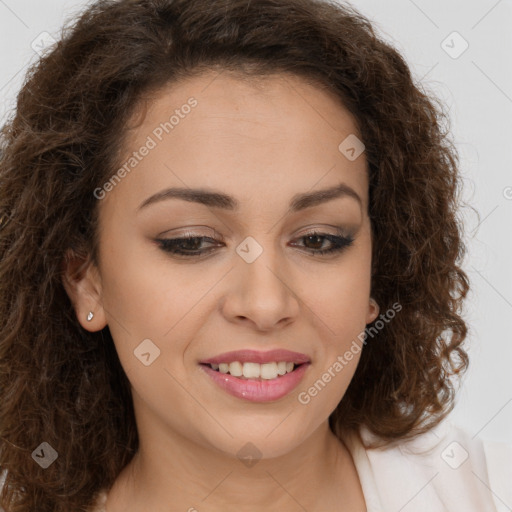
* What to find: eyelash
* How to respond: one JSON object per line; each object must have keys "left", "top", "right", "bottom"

{"left": 155, "top": 230, "right": 354, "bottom": 258}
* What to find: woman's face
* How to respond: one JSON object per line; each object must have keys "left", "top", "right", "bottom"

{"left": 68, "top": 71, "right": 378, "bottom": 459}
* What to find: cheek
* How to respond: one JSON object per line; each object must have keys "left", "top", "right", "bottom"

{"left": 299, "top": 246, "right": 373, "bottom": 345}
{"left": 97, "top": 223, "right": 178, "bottom": 330}
{"left": 97, "top": 228, "right": 219, "bottom": 372}
{"left": 94, "top": 227, "right": 177, "bottom": 378}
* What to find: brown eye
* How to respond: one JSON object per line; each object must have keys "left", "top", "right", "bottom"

{"left": 155, "top": 230, "right": 354, "bottom": 259}
{"left": 291, "top": 231, "right": 354, "bottom": 256}
{"left": 156, "top": 236, "right": 220, "bottom": 256}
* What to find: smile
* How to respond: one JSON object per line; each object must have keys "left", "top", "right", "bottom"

{"left": 200, "top": 361, "right": 311, "bottom": 402}
{"left": 207, "top": 361, "right": 297, "bottom": 380}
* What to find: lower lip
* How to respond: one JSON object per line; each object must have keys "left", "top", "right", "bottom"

{"left": 199, "top": 363, "right": 310, "bottom": 402}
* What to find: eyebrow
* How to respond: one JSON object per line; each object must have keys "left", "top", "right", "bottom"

{"left": 137, "top": 182, "right": 362, "bottom": 213}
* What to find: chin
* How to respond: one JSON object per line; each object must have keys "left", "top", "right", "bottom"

{"left": 196, "top": 419, "right": 311, "bottom": 462}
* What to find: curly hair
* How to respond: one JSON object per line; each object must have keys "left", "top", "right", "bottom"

{"left": 0, "top": 0, "right": 470, "bottom": 510}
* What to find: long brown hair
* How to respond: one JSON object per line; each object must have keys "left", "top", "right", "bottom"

{"left": 0, "top": 0, "right": 470, "bottom": 510}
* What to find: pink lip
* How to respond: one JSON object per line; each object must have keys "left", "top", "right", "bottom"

{"left": 199, "top": 362, "right": 311, "bottom": 402}
{"left": 200, "top": 349, "right": 311, "bottom": 365}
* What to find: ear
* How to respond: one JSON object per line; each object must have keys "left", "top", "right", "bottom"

{"left": 366, "top": 297, "right": 379, "bottom": 324}
{"left": 61, "top": 248, "right": 107, "bottom": 332}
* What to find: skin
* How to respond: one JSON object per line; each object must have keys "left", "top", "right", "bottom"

{"left": 63, "top": 70, "right": 379, "bottom": 511}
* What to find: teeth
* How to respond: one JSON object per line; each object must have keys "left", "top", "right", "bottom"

{"left": 229, "top": 361, "right": 243, "bottom": 377}
{"left": 243, "top": 362, "right": 261, "bottom": 379}
{"left": 209, "top": 361, "right": 298, "bottom": 379}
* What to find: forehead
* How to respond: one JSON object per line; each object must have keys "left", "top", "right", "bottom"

{"left": 135, "top": 70, "right": 361, "bottom": 142}
{"left": 104, "top": 70, "right": 368, "bottom": 214}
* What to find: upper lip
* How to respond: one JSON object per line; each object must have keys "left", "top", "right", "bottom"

{"left": 200, "top": 349, "right": 311, "bottom": 365}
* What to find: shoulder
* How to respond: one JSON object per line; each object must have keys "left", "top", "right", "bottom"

{"left": 342, "top": 419, "right": 512, "bottom": 512}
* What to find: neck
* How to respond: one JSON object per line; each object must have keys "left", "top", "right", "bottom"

{"left": 107, "top": 414, "right": 361, "bottom": 511}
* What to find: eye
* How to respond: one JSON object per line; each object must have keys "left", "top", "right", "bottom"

{"left": 290, "top": 230, "right": 354, "bottom": 256}
{"left": 155, "top": 235, "right": 220, "bottom": 257}
{"left": 155, "top": 229, "right": 354, "bottom": 258}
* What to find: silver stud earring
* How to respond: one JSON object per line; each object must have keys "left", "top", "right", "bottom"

{"left": 86, "top": 311, "right": 94, "bottom": 322}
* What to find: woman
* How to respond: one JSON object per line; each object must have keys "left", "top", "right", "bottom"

{"left": 0, "top": 0, "right": 510, "bottom": 510}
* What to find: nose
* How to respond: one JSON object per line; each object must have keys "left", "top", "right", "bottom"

{"left": 220, "top": 241, "right": 300, "bottom": 332}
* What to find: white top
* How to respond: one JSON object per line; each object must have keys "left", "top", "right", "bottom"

{"left": 2, "top": 420, "right": 511, "bottom": 511}
{"left": 342, "top": 419, "right": 512, "bottom": 511}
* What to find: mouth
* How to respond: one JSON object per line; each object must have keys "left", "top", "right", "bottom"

{"left": 198, "top": 357, "right": 311, "bottom": 402}
{"left": 199, "top": 361, "right": 305, "bottom": 381}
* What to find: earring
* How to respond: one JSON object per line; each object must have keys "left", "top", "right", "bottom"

{"left": 86, "top": 311, "right": 94, "bottom": 322}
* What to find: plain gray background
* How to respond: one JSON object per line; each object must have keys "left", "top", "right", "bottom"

{"left": 1, "top": 0, "right": 511, "bottom": 445}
